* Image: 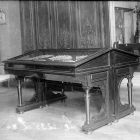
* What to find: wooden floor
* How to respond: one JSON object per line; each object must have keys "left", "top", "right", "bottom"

{"left": 0, "top": 72, "right": 140, "bottom": 140}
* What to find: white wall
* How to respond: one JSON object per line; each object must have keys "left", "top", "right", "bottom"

{"left": 0, "top": 1, "right": 22, "bottom": 74}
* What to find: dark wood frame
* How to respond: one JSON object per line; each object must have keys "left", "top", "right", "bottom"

{"left": 4, "top": 47, "right": 139, "bottom": 133}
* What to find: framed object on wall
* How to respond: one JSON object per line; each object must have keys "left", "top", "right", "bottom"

{"left": 0, "top": 9, "right": 6, "bottom": 25}
{"left": 115, "top": 7, "right": 134, "bottom": 44}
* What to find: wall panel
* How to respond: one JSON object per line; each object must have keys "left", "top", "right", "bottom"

{"left": 20, "top": 1, "right": 110, "bottom": 51}
{"left": 20, "top": 1, "right": 36, "bottom": 53}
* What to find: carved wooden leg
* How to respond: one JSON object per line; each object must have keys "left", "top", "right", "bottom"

{"left": 17, "top": 78, "right": 23, "bottom": 107}
{"left": 37, "top": 80, "right": 44, "bottom": 102}
{"left": 85, "top": 88, "right": 90, "bottom": 125}
{"left": 61, "top": 81, "right": 65, "bottom": 95}
{"left": 127, "top": 75, "right": 133, "bottom": 107}
{"left": 42, "top": 80, "right": 46, "bottom": 102}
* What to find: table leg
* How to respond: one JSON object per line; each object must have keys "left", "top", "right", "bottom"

{"left": 127, "top": 75, "right": 133, "bottom": 107}
{"left": 85, "top": 88, "right": 90, "bottom": 125}
{"left": 61, "top": 81, "right": 65, "bottom": 95}
{"left": 17, "top": 78, "right": 23, "bottom": 107}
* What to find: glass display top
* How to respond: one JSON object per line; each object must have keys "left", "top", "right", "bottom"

{"left": 16, "top": 48, "right": 102, "bottom": 63}
{"left": 19, "top": 54, "right": 88, "bottom": 62}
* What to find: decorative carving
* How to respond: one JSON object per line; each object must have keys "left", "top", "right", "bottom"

{"left": 116, "top": 75, "right": 128, "bottom": 106}
{"left": 89, "top": 80, "right": 107, "bottom": 123}
{"left": 116, "top": 72, "right": 134, "bottom": 113}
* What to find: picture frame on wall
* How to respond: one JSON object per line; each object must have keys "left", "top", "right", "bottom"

{"left": 0, "top": 9, "right": 6, "bottom": 25}
{"left": 115, "top": 7, "right": 134, "bottom": 44}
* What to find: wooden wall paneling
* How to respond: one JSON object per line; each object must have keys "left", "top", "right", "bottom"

{"left": 76, "top": 1, "right": 110, "bottom": 49}
{"left": 20, "top": 1, "right": 36, "bottom": 53}
{"left": 101, "top": 2, "right": 110, "bottom": 48}
{"left": 94, "top": 2, "right": 100, "bottom": 48}
{"left": 50, "top": 1, "right": 57, "bottom": 49}
{"left": 75, "top": 1, "right": 81, "bottom": 49}
{"left": 35, "top": 1, "right": 52, "bottom": 49}
{"left": 20, "top": 1, "right": 110, "bottom": 51}
{"left": 55, "top": 1, "right": 72, "bottom": 49}
{"left": 77, "top": 1, "right": 100, "bottom": 48}
{"left": 69, "top": 1, "right": 78, "bottom": 49}
{"left": 98, "top": 2, "right": 104, "bottom": 48}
